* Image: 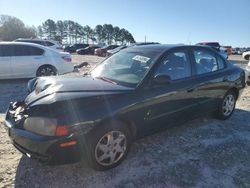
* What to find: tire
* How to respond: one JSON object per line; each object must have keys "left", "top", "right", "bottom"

{"left": 86, "top": 120, "right": 131, "bottom": 171}
{"left": 216, "top": 90, "right": 236, "bottom": 120}
{"left": 245, "top": 55, "right": 250, "bottom": 61}
{"left": 36, "top": 65, "right": 57, "bottom": 77}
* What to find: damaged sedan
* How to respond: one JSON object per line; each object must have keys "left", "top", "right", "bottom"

{"left": 4, "top": 44, "right": 245, "bottom": 170}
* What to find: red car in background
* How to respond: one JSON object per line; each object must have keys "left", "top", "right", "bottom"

{"left": 95, "top": 45, "right": 119, "bottom": 56}
{"left": 222, "top": 46, "right": 233, "bottom": 56}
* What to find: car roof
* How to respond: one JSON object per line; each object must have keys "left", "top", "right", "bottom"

{"left": 15, "top": 38, "right": 58, "bottom": 43}
{"left": 0, "top": 41, "right": 53, "bottom": 50}
{"left": 125, "top": 44, "right": 208, "bottom": 52}
{"left": 197, "top": 42, "right": 219, "bottom": 44}
{"left": 123, "top": 44, "right": 220, "bottom": 57}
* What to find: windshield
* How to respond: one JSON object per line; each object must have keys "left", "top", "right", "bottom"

{"left": 91, "top": 50, "right": 160, "bottom": 87}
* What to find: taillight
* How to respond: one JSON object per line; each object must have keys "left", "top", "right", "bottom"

{"left": 56, "top": 47, "right": 63, "bottom": 50}
{"left": 63, "top": 57, "right": 72, "bottom": 62}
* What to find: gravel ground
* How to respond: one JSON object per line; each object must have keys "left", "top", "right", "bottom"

{"left": 0, "top": 55, "right": 250, "bottom": 188}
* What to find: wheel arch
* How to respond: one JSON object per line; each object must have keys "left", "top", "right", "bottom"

{"left": 227, "top": 87, "right": 239, "bottom": 100}
{"left": 92, "top": 116, "right": 137, "bottom": 140}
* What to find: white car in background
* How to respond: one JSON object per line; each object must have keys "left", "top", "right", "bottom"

{"left": 15, "top": 38, "right": 63, "bottom": 51}
{"left": 0, "top": 42, "right": 74, "bottom": 79}
{"left": 242, "top": 51, "right": 250, "bottom": 60}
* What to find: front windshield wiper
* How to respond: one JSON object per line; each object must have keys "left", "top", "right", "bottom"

{"left": 95, "top": 76, "right": 117, "bottom": 85}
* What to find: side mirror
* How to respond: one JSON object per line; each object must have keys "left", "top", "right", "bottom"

{"left": 153, "top": 74, "right": 171, "bottom": 85}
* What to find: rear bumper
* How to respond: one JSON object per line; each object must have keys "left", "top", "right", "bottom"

{"left": 57, "top": 63, "right": 74, "bottom": 75}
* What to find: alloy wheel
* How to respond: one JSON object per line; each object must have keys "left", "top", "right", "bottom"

{"left": 39, "top": 67, "right": 56, "bottom": 76}
{"left": 222, "top": 94, "right": 235, "bottom": 117}
{"left": 95, "top": 131, "right": 127, "bottom": 166}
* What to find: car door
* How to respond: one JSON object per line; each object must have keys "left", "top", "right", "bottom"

{"left": 11, "top": 45, "right": 44, "bottom": 78}
{"left": 0, "top": 44, "right": 12, "bottom": 78}
{"left": 190, "top": 47, "right": 229, "bottom": 113}
{"left": 137, "top": 49, "right": 200, "bottom": 135}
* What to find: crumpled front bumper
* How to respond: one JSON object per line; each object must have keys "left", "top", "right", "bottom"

{"left": 4, "top": 101, "right": 83, "bottom": 165}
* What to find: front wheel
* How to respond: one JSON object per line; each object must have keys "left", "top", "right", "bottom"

{"left": 216, "top": 91, "right": 236, "bottom": 120}
{"left": 87, "top": 121, "right": 131, "bottom": 171}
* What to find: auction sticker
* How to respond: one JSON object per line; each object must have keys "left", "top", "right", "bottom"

{"left": 132, "top": 55, "right": 150, "bottom": 63}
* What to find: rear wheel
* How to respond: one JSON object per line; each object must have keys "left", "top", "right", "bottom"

{"left": 216, "top": 90, "right": 236, "bottom": 120}
{"left": 87, "top": 121, "right": 131, "bottom": 171}
{"left": 245, "top": 55, "right": 250, "bottom": 61}
{"left": 36, "top": 65, "right": 57, "bottom": 77}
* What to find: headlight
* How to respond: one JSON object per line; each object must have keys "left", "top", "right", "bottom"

{"left": 24, "top": 117, "right": 58, "bottom": 136}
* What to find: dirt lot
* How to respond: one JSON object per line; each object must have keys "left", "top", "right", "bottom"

{"left": 0, "top": 55, "right": 250, "bottom": 188}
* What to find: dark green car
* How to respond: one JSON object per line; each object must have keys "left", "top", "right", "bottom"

{"left": 5, "top": 44, "right": 246, "bottom": 170}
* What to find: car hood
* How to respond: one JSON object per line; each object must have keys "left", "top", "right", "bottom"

{"left": 25, "top": 76, "right": 133, "bottom": 106}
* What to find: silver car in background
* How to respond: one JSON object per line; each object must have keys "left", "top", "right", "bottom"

{"left": 0, "top": 42, "right": 74, "bottom": 79}
{"left": 15, "top": 38, "right": 64, "bottom": 51}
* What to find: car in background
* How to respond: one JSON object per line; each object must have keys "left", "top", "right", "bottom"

{"left": 237, "top": 48, "right": 248, "bottom": 55}
{"left": 64, "top": 44, "right": 89, "bottom": 53}
{"left": 197, "top": 42, "right": 228, "bottom": 59}
{"left": 242, "top": 51, "right": 250, "bottom": 60}
{"left": 76, "top": 46, "right": 100, "bottom": 55}
{"left": 197, "top": 42, "right": 220, "bottom": 48}
{"left": 15, "top": 38, "right": 63, "bottom": 51}
{"left": 130, "top": 42, "right": 160, "bottom": 46}
{"left": 0, "top": 42, "right": 74, "bottom": 79}
{"left": 4, "top": 44, "right": 245, "bottom": 170}
{"left": 221, "top": 46, "right": 232, "bottom": 56}
{"left": 106, "top": 43, "right": 160, "bottom": 56}
{"left": 106, "top": 45, "right": 127, "bottom": 56}
{"left": 94, "top": 45, "right": 119, "bottom": 56}
{"left": 232, "top": 48, "right": 239, "bottom": 55}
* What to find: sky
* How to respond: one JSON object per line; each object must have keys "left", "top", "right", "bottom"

{"left": 0, "top": 0, "right": 249, "bottom": 47}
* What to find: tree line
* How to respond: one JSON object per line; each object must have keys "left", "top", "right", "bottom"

{"left": 0, "top": 15, "right": 136, "bottom": 45}
{"left": 38, "top": 19, "right": 135, "bottom": 45}
{"left": 0, "top": 15, "right": 37, "bottom": 41}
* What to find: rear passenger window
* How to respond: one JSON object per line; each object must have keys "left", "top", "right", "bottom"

{"left": 193, "top": 50, "right": 219, "bottom": 75}
{"left": 0, "top": 45, "right": 14, "bottom": 56}
{"left": 155, "top": 51, "right": 191, "bottom": 80}
{"left": 12, "top": 45, "right": 44, "bottom": 56}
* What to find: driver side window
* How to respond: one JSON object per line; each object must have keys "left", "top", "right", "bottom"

{"left": 155, "top": 51, "right": 191, "bottom": 80}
